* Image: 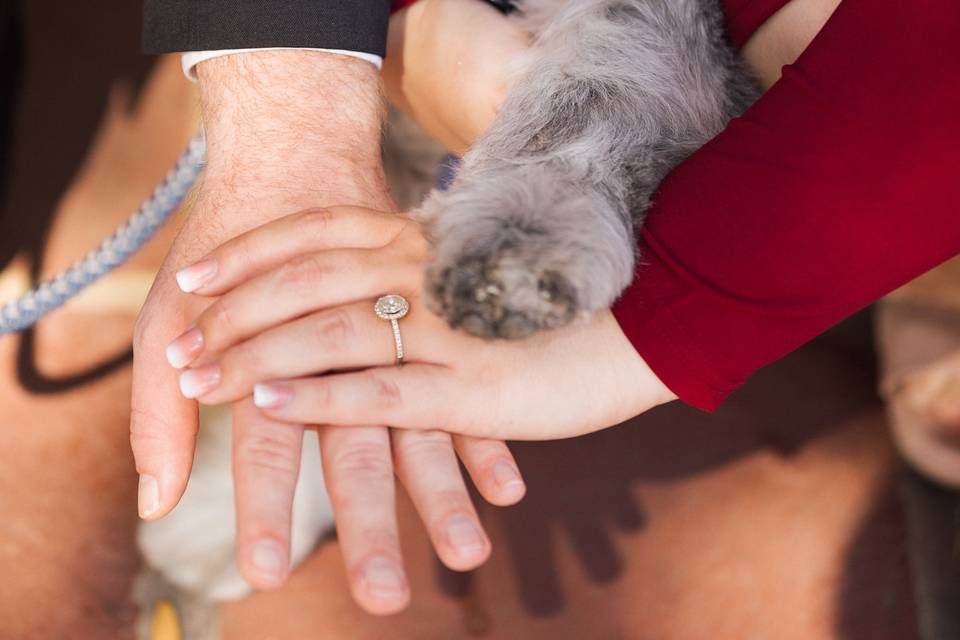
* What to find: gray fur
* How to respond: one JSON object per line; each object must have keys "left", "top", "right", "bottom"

{"left": 416, "top": 0, "right": 759, "bottom": 339}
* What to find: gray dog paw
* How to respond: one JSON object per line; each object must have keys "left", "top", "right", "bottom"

{"left": 417, "top": 162, "right": 635, "bottom": 340}
{"left": 425, "top": 239, "right": 580, "bottom": 339}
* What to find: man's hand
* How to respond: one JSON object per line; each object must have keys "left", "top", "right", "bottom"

{"left": 131, "top": 51, "right": 524, "bottom": 614}
{"left": 133, "top": 49, "right": 390, "bottom": 519}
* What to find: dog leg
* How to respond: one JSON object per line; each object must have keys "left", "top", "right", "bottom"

{"left": 420, "top": 0, "right": 757, "bottom": 338}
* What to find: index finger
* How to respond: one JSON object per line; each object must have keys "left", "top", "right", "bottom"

{"left": 173, "top": 207, "right": 409, "bottom": 297}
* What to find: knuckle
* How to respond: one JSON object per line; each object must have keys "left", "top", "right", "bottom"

{"left": 223, "top": 234, "right": 256, "bottom": 272}
{"left": 365, "top": 371, "right": 403, "bottom": 410}
{"left": 314, "top": 307, "right": 354, "bottom": 346}
{"left": 395, "top": 221, "right": 430, "bottom": 260}
{"left": 208, "top": 297, "right": 240, "bottom": 337}
{"left": 130, "top": 407, "right": 173, "bottom": 442}
{"left": 129, "top": 408, "right": 163, "bottom": 449}
{"left": 331, "top": 442, "right": 394, "bottom": 481}
{"left": 294, "top": 207, "right": 336, "bottom": 238}
{"left": 128, "top": 407, "right": 189, "bottom": 471}
{"left": 348, "top": 532, "right": 402, "bottom": 569}
{"left": 224, "top": 340, "right": 266, "bottom": 377}
{"left": 426, "top": 492, "right": 476, "bottom": 526}
{"left": 282, "top": 254, "right": 334, "bottom": 290}
{"left": 236, "top": 429, "right": 302, "bottom": 480}
{"left": 394, "top": 429, "right": 450, "bottom": 459}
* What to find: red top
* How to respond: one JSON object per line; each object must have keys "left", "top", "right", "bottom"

{"left": 614, "top": 0, "right": 960, "bottom": 409}
{"left": 390, "top": 0, "right": 960, "bottom": 411}
{"left": 722, "top": 0, "right": 787, "bottom": 48}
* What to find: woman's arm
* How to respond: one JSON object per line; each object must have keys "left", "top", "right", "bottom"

{"left": 382, "top": 0, "right": 530, "bottom": 155}
{"left": 381, "top": 0, "right": 960, "bottom": 413}
{"left": 615, "top": 0, "right": 960, "bottom": 409}
{"left": 385, "top": 0, "right": 960, "bottom": 408}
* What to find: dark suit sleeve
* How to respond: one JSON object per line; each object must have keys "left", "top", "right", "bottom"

{"left": 142, "top": 1, "right": 390, "bottom": 56}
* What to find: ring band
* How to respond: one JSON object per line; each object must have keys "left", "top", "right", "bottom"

{"left": 374, "top": 294, "right": 410, "bottom": 364}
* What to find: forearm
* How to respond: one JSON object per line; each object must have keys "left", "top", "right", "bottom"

{"left": 381, "top": 0, "right": 528, "bottom": 155}
{"left": 197, "top": 51, "right": 391, "bottom": 212}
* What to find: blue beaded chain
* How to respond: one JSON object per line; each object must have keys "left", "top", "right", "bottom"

{"left": 0, "top": 133, "right": 205, "bottom": 334}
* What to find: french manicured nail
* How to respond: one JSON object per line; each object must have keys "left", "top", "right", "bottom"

{"left": 253, "top": 383, "right": 292, "bottom": 409}
{"left": 165, "top": 327, "right": 204, "bottom": 369}
{"left": 446, "top": 515, "right": 487, "bottom": 557}
{"left": 175, "top": 260, "right": 217, "bottom": 293}
{"left": 138, "top": 474, "right": 159, "bottom": 518}
{"left": 362, "top": 556, "right": 407, "bottom": 599}
{"left": 178, "top": 364, "right": 222, "bottom": 398}
{"left": 249, "top": 539, "right": 287, "bottom": 584}
{"left": 493, "top": 461, "right": 524, "bottom": 490}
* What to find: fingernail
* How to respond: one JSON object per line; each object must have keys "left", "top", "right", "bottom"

{"left": 165, "top": 327, "right": 204, "bottom": 369}
{"left": 493, "top": 461, "right": 524, "bottom": 490}
{"left": 250, "top": 539, "right": 287, "bottom": 584}
{"left": 138, "top": 474, "right": 159, "bottom": 518}
{"left": 362, "top": 556, "right": 406, "bottom": 599}
{"left": 178, "top": 364, "right": 222, "bottom": 399}
{"left": 446, "top": 515, "right": 486, "bottom": 558}
{"left": 175, "top": 259, "right": 217, "bottom": 293}
{"left": 253, "top": 383, "right": 292, "bottom": 409}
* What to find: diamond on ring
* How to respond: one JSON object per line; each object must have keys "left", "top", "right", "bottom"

{"left": 375, "top": 294, "right": 410, "bottom": 321}
{"left": 375, "top": 294, "right": 409, "bottom": 363}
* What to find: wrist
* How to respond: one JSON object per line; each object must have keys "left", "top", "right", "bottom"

{"left": 197, "top": 50, "right": 385, "bottom": 177}
{"left": 602, "top": 310, "right": 678, "bottom": 410}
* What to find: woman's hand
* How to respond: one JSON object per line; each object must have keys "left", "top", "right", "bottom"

{"left": 383, "top": 0, "right": 530, "bottom": 155}
{"left": 166, "top": 206, "right": 676, "bottom": 443}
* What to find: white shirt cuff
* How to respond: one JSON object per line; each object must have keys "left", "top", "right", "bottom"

{"left": 181, "top": 48, "right": 383, "bottom": 82}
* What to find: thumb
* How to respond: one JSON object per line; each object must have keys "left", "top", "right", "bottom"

{"left": 130, "top": 288, "right": 200, "bottom": 519}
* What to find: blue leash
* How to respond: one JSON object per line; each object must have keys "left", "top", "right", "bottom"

{"left": 0, "top": 133, "right": 206, "bottom": 334}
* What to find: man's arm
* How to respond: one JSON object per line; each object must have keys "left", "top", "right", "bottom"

{"left": 131, "top": 49, "right": 406, "bottom": 610}
{"left": 133, "top": 49, "right": 389, "bottom": 507}
{"left": 197, "top": 51, "right": 389, "bottom": 213}
{"left": 132, "top": 39, "right": 520, "bottom": 611}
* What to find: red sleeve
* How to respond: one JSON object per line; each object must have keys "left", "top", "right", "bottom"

{"left": 612, "top": 0, "right": 960, "bottom": 411}
{"left": 721, "top": 0, "right": 788, "bottom": 49}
